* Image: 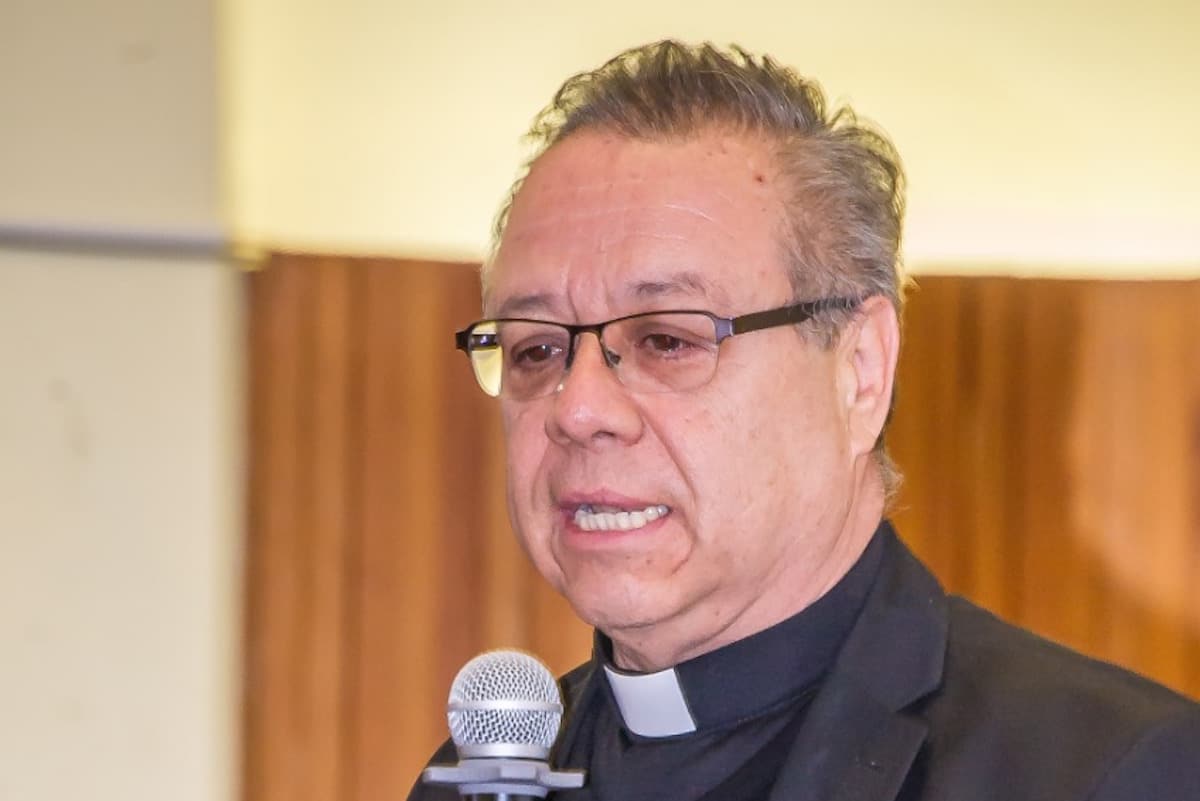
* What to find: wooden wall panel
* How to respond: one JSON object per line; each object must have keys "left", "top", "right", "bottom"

{"left": 244, "top": 258, "right": 1199, "bottom": 801}
{"left": 243, "top": 256, "right": 590, "bottom": 801}
{"left": 889, "top": 277, "right": 1200, "bottom": 697}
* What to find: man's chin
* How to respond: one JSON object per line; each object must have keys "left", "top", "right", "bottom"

{"left": 564, "top": 586, "right": 678, "bottom": 637}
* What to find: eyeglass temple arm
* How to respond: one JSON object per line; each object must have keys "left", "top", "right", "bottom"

{"left": 728, "top": 297, "right": 859, "bottom": 337}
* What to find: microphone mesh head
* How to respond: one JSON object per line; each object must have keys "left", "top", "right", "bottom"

{"left": 447, "top": 649, "right": 562, "bottom": 757}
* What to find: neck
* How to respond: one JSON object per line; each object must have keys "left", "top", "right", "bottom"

{"left": 609, "top": 464, "right": 885, "bottom": 672}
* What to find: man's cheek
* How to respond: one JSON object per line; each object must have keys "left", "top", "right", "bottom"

{"left": 509, "top": 439, "right": 545, "bottom": 488}
{"left": 503, "top": 415, "right": 542, "bottom": 467}
{"left": 499, "top": 399, "right": 539, "bottom": 439}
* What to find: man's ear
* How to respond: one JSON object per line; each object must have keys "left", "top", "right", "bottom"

{"left": 837, "top": 295, "right": 900, "bottom": 457}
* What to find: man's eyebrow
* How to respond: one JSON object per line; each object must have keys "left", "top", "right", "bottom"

{"left": 492, "top": 271, "right": 726, "bottom": 317}
{"left": 630, "top": 271, "right": 724, "bottom": 304}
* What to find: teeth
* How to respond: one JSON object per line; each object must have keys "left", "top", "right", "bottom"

{"left": 574, "top": 504, "right": 669, "bottom": 532}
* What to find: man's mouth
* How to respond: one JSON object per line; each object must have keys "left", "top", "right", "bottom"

{"left": 572, "top": 504, "right": 671, "bottom": 532}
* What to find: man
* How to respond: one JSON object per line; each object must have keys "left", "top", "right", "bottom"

{"left": 413, "top": 41, "right": 1199, "bottom": 800}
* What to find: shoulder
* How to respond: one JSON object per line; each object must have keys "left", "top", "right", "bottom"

{"left": 919, "top": 596, "right": 1200, "bottom": 798}
{"left": 941, "top": 597, "right": 1195, "bottom": 727}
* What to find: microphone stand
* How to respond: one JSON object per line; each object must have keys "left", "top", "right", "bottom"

{"left": 423, "top": 757, "right": 585, "bottom": 800}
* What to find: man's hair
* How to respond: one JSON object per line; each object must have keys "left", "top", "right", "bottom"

{"left": 488, "top": 40, "right": 908, "bottom": 500}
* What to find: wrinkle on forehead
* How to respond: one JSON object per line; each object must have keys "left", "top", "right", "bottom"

{"left": 660, "top": 202, "right": 718, "bottom": 223}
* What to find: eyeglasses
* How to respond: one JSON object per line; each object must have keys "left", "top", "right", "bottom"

{"left": 454, "top": 297, "right": 859, "bottom": 400}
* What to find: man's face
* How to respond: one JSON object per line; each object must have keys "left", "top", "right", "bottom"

{"left": 487, "top": 130, "right": 861, "bottom": 669}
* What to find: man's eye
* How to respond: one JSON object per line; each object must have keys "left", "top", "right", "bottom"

{"left": 512, "top": 342, "right": 563, "bottom": 366}
{"left": 641, "top": 332, "right": 700, "bottom": 354}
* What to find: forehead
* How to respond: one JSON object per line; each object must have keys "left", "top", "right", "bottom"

{"left": 486, "top": 130, "right": 794, "bottom": 318}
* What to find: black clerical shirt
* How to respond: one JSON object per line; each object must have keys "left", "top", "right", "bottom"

{"left": 557, "top": 526, "right": 887, "bottom": 801}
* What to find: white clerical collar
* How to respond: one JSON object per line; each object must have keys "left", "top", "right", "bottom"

{"left": 595, "top": 525, "right": 892, "bottom": 740}
{"left": 602, "top": 664, "right": 698, "bottom": 737}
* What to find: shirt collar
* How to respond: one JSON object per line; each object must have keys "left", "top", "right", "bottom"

{"left": 597, "top": 521, "right": 888, "bottom": 738}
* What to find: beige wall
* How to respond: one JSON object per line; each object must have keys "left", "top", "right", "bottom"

{"left": 226, "top": 0, "right": 1200, "bottom": 276}
{"left": 0, "top": 252, "right": 242, "bottom": 801}
{"left": 0, "top": 2, "right": 241, "bottom": 801}
{"left": 0, "top": 0, "right": 223, "bottom": 234}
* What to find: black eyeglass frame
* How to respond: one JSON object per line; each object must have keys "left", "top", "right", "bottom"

{"left": 454, "top": 296, "right": 861, "bottom": 380}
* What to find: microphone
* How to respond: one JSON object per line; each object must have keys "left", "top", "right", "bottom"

{"left": 422, "top": 649, "right": 586, "bottom": 800}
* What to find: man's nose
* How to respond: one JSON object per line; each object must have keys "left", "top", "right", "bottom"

{"left": 545, "top": 333, "right": 643, "bottom": 448}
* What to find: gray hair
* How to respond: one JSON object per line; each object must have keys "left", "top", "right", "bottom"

{"left": 488, "top": 40, "right": 908, "bottom": 501}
